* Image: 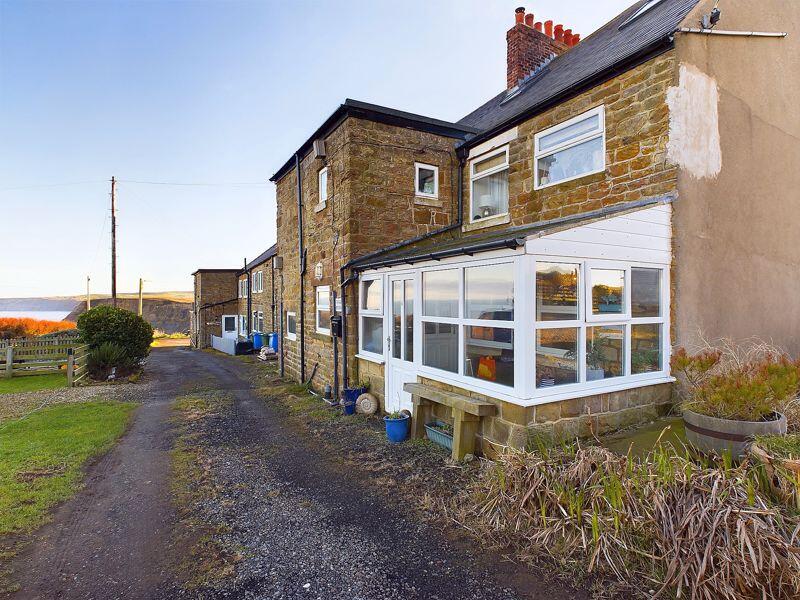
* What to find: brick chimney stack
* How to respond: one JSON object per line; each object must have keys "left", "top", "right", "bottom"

{"left": 507, "top": 7, "right": 574, "bottom": 89}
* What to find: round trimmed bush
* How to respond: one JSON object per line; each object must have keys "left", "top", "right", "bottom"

{"left": 77, "top": 305, "right": 154, "bottom": 361}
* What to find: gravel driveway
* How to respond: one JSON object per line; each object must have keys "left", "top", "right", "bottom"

{"left": 6, "top": 348, "right": 587, "bottom": 600}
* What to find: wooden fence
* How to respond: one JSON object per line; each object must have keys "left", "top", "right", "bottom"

{"left": 2, "top": 333, "right": 89, "bottom": 386}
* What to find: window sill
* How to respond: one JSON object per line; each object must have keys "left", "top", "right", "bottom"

{"left": 355, "top": 353, "right": 385, "bottom": 366}
{"left": 414, "top": 195, "right": 443, "bottom": 208}
{"left": 463, "top": 213, "right": 510, "bottom": 232}
{"left": 314, "top": 202, "right": 327, "bottom": 213}
{"left": 526, "top": 375, "right": 675, "bottom": 407}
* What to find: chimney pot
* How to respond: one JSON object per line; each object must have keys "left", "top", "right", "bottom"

{"left": 544, "top": 20, "right": 553, "bottom": 37}
{"left": 524, "top": 13, "right": 534, "bottom": 27}
{"left": 515, "top": 7, "right": 525, "bottom": 24}
{"left": 554, "top": 24, "right": 564, "bottom": 42}
{"left": 534, "top": 21, "right": 543, "bottom": 32}
{"left": 564, "top": 28, "right": 573, "bottom": 46}
{"left": 572, "top": 33, "right": 580, "bottom": 44}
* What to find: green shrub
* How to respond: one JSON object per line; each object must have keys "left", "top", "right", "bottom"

{"left": 672, "top": 343, "right": 800, "bottom": 422}
{"left": 77, "top": 305, "right": 153, "bottom": 361}
{"left": 88, "top": 342, "right": 133, "bottom": 379}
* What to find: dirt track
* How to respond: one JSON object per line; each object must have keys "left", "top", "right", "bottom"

{"left": 7, "top": 348, "right": 588, "bottom": 600}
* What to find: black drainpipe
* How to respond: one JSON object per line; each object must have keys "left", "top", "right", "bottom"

{"left": 245, "top": 259, "right": 252, "bottom": 337}
{"left": 339, "top": 150, "right": 466, "bottom": 391}
{"left": 296, "top": 153, "right": 306, "bottom": 381}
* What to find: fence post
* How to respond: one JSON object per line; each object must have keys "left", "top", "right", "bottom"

{"left": 67, "top": 348, "right": 75, "bottom": 387}
{"left": 4, "top": 346, "right": 13, "bottom": 379}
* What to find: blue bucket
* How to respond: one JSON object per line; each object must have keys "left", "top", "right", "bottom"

{"left": 252, "top": 332, "right": 264, "bottom": 350}
{"left": 384, "top": 415, "right": 410, "bottom": 444}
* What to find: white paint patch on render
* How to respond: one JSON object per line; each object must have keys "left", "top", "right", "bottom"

{"left": 666, "top": 63, "right": 722, "bottom": 179}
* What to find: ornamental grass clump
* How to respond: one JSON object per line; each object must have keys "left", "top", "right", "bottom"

{"left": 671, "top": 339, "right": 800, "bottom": 422}
{"left": 452, "top": 443, "right": 800, "bottom": 599}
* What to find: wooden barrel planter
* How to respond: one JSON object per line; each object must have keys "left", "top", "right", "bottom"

{"left": 683, "top": 410, "right": 787, "bottom": 460}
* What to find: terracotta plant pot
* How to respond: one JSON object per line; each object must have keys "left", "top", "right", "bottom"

{"left": 683, "top": 409, "right": 787, "bottom": 460}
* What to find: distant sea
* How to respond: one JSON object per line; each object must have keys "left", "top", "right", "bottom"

{"left": 0, "top": 310, "right": 73, "bottom": 321}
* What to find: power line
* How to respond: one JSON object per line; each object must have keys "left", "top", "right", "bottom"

{"left": 116, "top": 179, "right": 269, "bottom": 187}
{"left": 0, "top": 180, "right": 106, "bottom": 191}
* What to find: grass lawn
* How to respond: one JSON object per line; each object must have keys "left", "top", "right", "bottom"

{"left": 0, "top": 400, "right": 136, "bottom": 535}
{"left": 0, "top": 373, "right": 67, "bottom": 395}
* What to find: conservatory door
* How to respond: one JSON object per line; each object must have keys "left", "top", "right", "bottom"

{"left": 385, "top": 275, "right": 416, "bottom": 413}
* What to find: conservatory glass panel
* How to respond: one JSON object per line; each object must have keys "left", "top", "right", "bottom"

{"left": 536, "top": 328, "right": 578, "bottom": 388}
{"left": 536, "top": 262, "right": 579, "bottom": 321}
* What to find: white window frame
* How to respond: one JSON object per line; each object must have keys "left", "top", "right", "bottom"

{"left": 315, "top": 285, "right": 331, "bottom": 336}
{"left": 414, "top": 162, "right": 439, "bottom": 199}
{"left": 469, "top": 146, "right": 509, "bottom": 223}
{"left": 318, "top": 167, "right": 328, "bottom": 208}
{"left": 358, "top": 275, "right": 385, "bottom": 360}
{"left": 417, "top": 257, "right": 521, "bottom": 398}
{"left": 286, "top": 311, "right": 297, "bottom": 341}
{"left": 584, "top": 262, "right": 630, "bottom": 323}
{"left": 534, "top": 105, "right": 606, "bottom": 190}
{"left": 532, "top": 257, "right": 669, "bottom": 401}
{"left": 239, "top": 314, "right": 247, "bottom": 336}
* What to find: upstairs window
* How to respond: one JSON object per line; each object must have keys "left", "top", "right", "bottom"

{"left": 470, "top": 147, "right": 509, "bottom": 222}
{"left": 318, "top": 167, "right": 328, "bottom": 208}
{"left": 415, "top": 163, "right": 438, "bottom": 199}
{"left": 535, "top": 105, "right": 605, "bottom": 189}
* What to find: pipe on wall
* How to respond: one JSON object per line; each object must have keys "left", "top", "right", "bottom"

{"left": 296, "top": 153, "right": 306, "bottom": 381}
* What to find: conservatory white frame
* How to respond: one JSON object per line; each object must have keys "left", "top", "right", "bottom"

{"left": 357, "top": 248, "right": 671, "bottom": 407}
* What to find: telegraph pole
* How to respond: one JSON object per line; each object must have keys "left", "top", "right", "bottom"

{"left": 86, "top": 276, "right": 91, "bottom": 311}
{"left": 111, "top": 176, "right": 117, "bottom": 307}
{"left": 138, "top": 278, "right": 144, "bottom": 316}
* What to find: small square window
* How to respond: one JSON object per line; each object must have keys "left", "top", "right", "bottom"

{"left": 415, "top": 163, "right": 438, "bottom": 198}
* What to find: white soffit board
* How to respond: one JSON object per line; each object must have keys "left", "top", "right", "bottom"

{"left": 468, "top": 127, "right": 518, "bottom": 159}
{"left": 525, "top": 204, "right": 672, "bottom": 264}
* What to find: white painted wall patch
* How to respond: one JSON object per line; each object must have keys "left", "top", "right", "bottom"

{"left": 666, "top": 63, "right": 722, "bottom": 179}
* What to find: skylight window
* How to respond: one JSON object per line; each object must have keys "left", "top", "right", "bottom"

{"left": 619, "top": 0, "right": 664, "bottom": 28}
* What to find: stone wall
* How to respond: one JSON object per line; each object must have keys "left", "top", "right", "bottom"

{"left": 356, "top": 356, "right": 672, "bottom": 452}
{"left": 418, "top": 376, "right": 673, "bottom": 454}
{"left": 192, "top": 270, "right": 238, "bottom": 348}
{"left": 275, "top": 117, "right": 461, "bottom": 391}
{"left": 464, "top": 51, "right": 678, "bottom": 229}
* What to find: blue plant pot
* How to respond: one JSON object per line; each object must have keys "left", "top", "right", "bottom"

{"left": 384, "top": 415, "right": 410, "bottom": 444}
{"left": 343, "top": 387, "right": 366, "bottom": 404}
{"left": 424, "top": 421, "right": 453, "bottom": 451}
{"left": 342, "top": 401, "right": 356, "bottom": 416}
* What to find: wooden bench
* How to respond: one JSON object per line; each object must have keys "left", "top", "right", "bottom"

{"left": 404, "top": 382, "right": 496, "bottom": 461}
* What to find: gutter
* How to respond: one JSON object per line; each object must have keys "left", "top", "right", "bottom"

{"left": 675, "top": 27, "right": 787, "bottom": 38}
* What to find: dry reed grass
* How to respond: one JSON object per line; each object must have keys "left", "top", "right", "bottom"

{"left": 449, "top": 442, "right": 800, "bottom": 599}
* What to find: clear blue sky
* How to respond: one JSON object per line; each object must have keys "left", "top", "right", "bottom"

{"left": 0, "top": 0, "right": 632, "bottom": 297}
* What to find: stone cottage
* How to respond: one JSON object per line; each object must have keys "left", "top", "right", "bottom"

{"left": 236, "top": 245, "right": 278, "bottom": 341}
{"left": 191, "top": 268, "right": 240, "bottom": 349}
{"left": 261, "top": 0, "right": 798, "bottom": 453}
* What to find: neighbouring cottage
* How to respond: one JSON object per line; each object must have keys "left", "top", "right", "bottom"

{"left": 191, "top": 268, "right": 240, "bottom": 349}
{"left": 228, "top": 0, "right": 800, "bottom": 454}
{"left": 236, "top": 245, "right": 278, "bottom": 343}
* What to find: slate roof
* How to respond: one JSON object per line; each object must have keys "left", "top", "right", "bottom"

{"left": 349, "top": 195, "right": 675, "bottom": 272}
{"left": 458, "top": 0, "right": 699, "bottom": 137}
{"left": 239, "top": 244, "right": 277, "bottom": 274}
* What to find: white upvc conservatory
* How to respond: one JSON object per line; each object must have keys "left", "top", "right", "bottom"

{"left": 355, "top": 201, "right": 674, "bottom": 413}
